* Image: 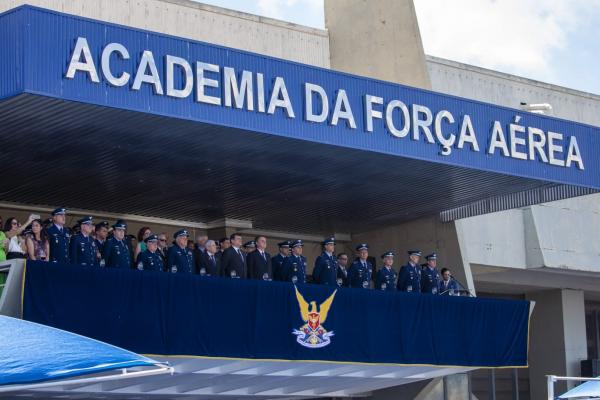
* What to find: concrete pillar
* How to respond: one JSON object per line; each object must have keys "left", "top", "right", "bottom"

{"left": 526, "top": 289, "right": 587, "bottom": 399}
{"left": 324, "top": 0, "right": 431, "bottom": 89}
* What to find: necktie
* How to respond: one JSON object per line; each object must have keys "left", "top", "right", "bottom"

{"left": 237, "top": 249, "right": 244, "bottom": 262}
{"left": 262, "top": 251, "right": 266, "bottom": 261}
{"left": 210, "top": 255, "right": 215, "bottom": 265}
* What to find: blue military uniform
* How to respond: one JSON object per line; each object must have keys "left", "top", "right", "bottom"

{"left": 47, "top": 207, "right": 70, "bottom": 263}
{"left": 313, "top": 237, "right": 338, "bottom": 286}
{"left": 136, "top": 234, "right": 164, "bottom": 272}
{"left": 271, "top": 241, "right": 290, "bottom": 281}
{"left": 69, "top": 216, "right": 98, "bottom": 266}
{"left": 280, "top": 240, "right": 307, "bottom": 283}
{"left": 103, "top": 221, "right": 131, "bottom": 268}
{"left": 397, "top": 250, "right": 422, "bottom": 293}
{"left": 376, "top": 251, "right": 397, "bottom": 291}
{"left": 348, "top": 244, "right": 372, "bottom": 289}
{"left": 421, "top": 253, "right": 441, "bottom": 294}
{"left": 167, "top": 229, "right": 195, "bottom": 274}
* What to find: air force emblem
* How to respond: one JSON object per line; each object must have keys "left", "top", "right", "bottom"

{"left": 292, "top": 286, "right": 337, "bottom": 348}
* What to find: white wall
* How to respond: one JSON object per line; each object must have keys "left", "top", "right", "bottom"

{"left": 0, "top": 0, "right": 330, "bottom": 67}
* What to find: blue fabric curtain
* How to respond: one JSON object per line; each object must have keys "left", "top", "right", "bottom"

{"left": 23, "top": 261, "right": 530, "bottom": 367}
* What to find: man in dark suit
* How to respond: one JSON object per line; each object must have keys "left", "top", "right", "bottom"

{"left": 198, "top": 239, "right": 220, "bottom": 277}
{"left": 247, "top": 235, "right": 272, "bottom": 281}
{"left": 220, "top": 232, "right": 246, "bottom": 279}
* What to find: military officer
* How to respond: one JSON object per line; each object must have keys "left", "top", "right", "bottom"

{"left": 313, "top": 237, "right": 338, "bottom": 286}
{"left": 70, "top": 216, "right": 98, "bottom": 266}
{"left": 421, "top": 252, "right": 441, "bottom": 294}
{"left": 47, "top": 207, "right": 70, "bottom": 263}
{"left": 103, "top": 220, "right": 131, "bottom": 268}
{"left": 348, "top": 244, "right": 372, "bottom": 289}
{"left": 336, "top": 252, "right": 350, "bottom": 287}
{"left": 397, "top": 250, "right": 422, "bottom": 293}
{"left": 94, "top": 221, "right": 109, "bottom": 266}
{"left": 271, "top": 240, "right": 291, "bottom": 281}
{"left": 136, "top": 234, "right": 164, "bottom": 272}
{"left": 280, "top": 240, "right": 307, "bottom": 284}
{"left": 243, "top": 240, "right": 256, "bottom": 253}
{"left": 167, "top": 229, "right": 195, "bottom": 274}
{"left": 376, "top": 251, "right": 398, "bottom": 291}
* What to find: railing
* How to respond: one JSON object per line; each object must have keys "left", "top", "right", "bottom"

{"left": 546, "top": 375, "right": 600, "bottom": 400}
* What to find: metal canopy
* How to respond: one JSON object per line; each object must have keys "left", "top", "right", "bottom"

{"left": 0, "top": 93, "right": 565, "bottom": 234}
{"left": 5, "top": 355, "right": 474, "bottom": 399}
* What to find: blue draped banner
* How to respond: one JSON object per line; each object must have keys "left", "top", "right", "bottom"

{"left": 23, "top": 261, "right": 530, "bottom": 367}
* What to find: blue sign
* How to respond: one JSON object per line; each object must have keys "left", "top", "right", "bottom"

{"left": 1, "top": 6, "right": 599, "bottom": 188}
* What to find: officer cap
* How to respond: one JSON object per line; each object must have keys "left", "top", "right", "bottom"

{"left": 355, "top": 243, "right": 369, "bottom": 251}
{"left": 408, "top": 250, "right": 422, "bottom": 257}
{"left": 278, "top": 241, "right": 291, "bottom": 248}
{"left": 322, "top": 237, "right": 336, "bottom": 246}
{"left": 174, "top": 229, "right": 189, "bottom": 238}
{"left": 95, "top": 221, "right": 109, "bottom": 230}
{"left": 243, "top": 240, "right": 256, "bottom": 248}
{"left": 145, "top": 234, "right": 159, "bottom": 243}
{"left": 51, "top": 207, "right": 66, "bottom": 216}
{"left": 381, "top": 251, "right": 395, "bottom": 259}
{"left": 112, "top": 220, "right": 127, "bottom": 230}
{"left": 78, "top": 216, "right": 93, "bottom": 225}
{"left": 425, "top": 252, "right": 437, "bottom": 260}
{"left": 291, "top": 239, "right": 304, "bottom": 248}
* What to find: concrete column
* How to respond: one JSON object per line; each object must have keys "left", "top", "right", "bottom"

{"left": 526, "top": 289, "right": 587, "bottom": 399}
{"left": 324, "top": 0, "right": 431, "bottom": 89}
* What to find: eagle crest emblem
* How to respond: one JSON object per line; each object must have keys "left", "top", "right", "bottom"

{"left": 292, "top": 286, "right": 337, "bottom": 348}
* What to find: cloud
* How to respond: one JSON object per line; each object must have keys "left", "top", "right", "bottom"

{"left": 414, "top": 0, "right": 600, "bottom": 81}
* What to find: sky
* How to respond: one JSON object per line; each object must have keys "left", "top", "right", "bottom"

{"left": 196, "top": 0, "right": 600, "bottom": 95}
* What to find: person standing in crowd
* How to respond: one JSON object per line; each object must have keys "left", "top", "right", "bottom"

{"left": 219, "top": 237, "right": 230, "bottom": 254}
{"left": 167, "top": 229, "right": 195, "bottom": 274}
{"left": 94, "top": 221, "right": 109, "bottom": 265}
{"left": 271, "top": 240, "right": 290, "bottom": 281}
{"left": 136, "top": 234, "right": 164, "bottom": 272}
{"left": 47, "top": 208, "right": 70, "bottom": 263}
{"left": 193, "top": 234, "right": 208, "bottom": 274}
{"left": 439, "top": 267, "right": 459, "bottom": 296}
{"left": 221, "top": 233, "right": 246, "bottom": 278}
{"left": 336, "top": 252, "right": 349, "bottom": 287}
{"left": 243, "top": 241, "right": 256, "bottom": 253}
{"left": 281, "top": 240, "right": 307, "bottom": 283}
{"left": 397, "top": 250, "right": 422, "bottom": 293}
{"left": 376, "top": 251, "right": 398, "bottom": 291}
{"left": 157, "top": 233, "right": 168, "bottom": 268}
{"left": 70, "top": 216, "right": 98, "bottom": 266}
{"left": 313, "top": 237, "right": 338, "bottom": 286}
{"left": 421, "top": 253, "right": 441, "bottom": 294}
{"left": 104, "top": 220, "right": 131, "bottom": 268}
{"left": 348, "top": 244, "right": 372, "bottom": 289}
{"left": 134, "top": 227, "right": 151, "bottom": 260}
{"left": 199, "top": 239, "right": 220, "bottom": 276}
{"left": 0, "top": 216, "right": 6, "bottom": 262}
{"left": 4, "top": 216, "right": 35, "bottom": 259}
{"left": 247, "top": 235, "right": 272, "bottom": 280}
{"left": 25, "top": 219, "right": 49, "bottom": 261}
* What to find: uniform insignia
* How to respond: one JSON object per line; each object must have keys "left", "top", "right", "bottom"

{"left": 292, "top": 286, "right": 337, "bottom": 349}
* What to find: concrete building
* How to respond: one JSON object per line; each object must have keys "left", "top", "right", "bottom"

{"left": 0, "top": 0, "right": 598, "bottom": 399}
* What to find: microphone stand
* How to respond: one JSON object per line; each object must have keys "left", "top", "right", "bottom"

{"left": 450, "top": 274, "right": 475, "bottom": 297}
